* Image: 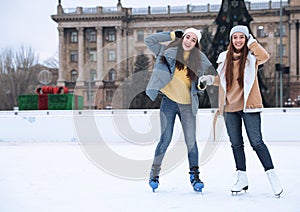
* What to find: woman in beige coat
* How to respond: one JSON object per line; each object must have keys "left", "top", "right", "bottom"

{"left": 199, "top": 25, "right": 283, "bottom": 197}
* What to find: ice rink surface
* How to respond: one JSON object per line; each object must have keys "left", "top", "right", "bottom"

{"left": 0, "top": 140, "right": 299, "bottom": 212}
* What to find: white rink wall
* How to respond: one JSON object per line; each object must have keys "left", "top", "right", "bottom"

{"left": 0, "top": 108, "right": 299, "bottom": 142}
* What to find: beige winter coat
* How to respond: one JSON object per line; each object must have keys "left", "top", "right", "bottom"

{"left": 213, "top": 41, "right": 270, "bottom": 116}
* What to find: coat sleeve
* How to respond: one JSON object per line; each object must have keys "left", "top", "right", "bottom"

{"left": 144, "top": 32, "right": 172, "bottom": 56}
{"left": 199, "top": 51, "right": 216, "bottom": 75}
{"left": 248, "top": 42, "right": 270, "bottom": 66}
{"left": 213, "top": 75, "right": 221, "bottom": 86}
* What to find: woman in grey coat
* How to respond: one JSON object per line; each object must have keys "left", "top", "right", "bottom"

{"left": 145, "top": 28, "right": 215, "bottom": 192}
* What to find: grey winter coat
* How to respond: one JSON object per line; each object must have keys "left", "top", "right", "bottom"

{"left": 145, "top": 31, "right": 215, "bottom": 116}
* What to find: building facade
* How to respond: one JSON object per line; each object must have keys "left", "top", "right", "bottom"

{"left": 51, "top": 0, "right": 300, "bottom": 109}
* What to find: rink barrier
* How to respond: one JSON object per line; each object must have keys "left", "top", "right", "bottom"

{"left": 0, "top": 108, "right": 299, "bottom": 142}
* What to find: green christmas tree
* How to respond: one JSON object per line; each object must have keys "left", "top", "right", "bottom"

{"left": 208, "top": 0, "right": 253, "bottom": 68}
{"left": 130, "top": 54, "right": 162, "bottom": 109}
{"left": 133, "top": 54, "right": 150, "bottom": 73}
{"left": 208, "top": 0, "right": 270, "bottom": 106}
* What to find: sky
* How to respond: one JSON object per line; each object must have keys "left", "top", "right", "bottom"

{"left": 0, "top": 0, "right": 267, "bottom": 62}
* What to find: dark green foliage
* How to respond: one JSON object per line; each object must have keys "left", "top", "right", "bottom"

{"left": 134, "top": 54, "right": 150, "bottom": 73}
{"left": 208, "top": 0, "right": 253, "bottom": 68}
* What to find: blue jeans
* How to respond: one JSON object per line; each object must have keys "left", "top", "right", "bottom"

{"left": 152, "top": 96, "right": 199, "bottom": 168}
{"left": 224, "top": 111, "right": 274, "bottom": 171}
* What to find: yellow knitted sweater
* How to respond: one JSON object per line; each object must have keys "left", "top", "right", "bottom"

{"left": 160, "top": 52, "right": 191, "bottom": 104}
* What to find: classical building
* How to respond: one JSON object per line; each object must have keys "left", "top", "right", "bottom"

{"left": 51, "top": 0, "right": 300, "bottom": 109}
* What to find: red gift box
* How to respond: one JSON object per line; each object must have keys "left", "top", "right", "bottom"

{"left": 38, "top": 94, "right": 48, "bottom": 110}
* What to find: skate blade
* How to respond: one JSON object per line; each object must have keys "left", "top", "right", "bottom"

{"left": 275, "top": 189, "right": 283, "bottom": 198}
{"left": 194, "top": 188, "right": 203, "bottom": 192}
{"left": 231, "top": 186, "right": 248, "bottom": 195}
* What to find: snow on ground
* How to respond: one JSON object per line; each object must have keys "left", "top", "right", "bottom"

{"left": 0, "top": 141, "right": 299, "bottom": 212}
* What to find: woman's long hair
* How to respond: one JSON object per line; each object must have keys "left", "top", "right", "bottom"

{"left": 160, "top": 38, "right": 200, "bottom": 81}
{"left": 225, "top": 37, "right": 249, "bottom": 91}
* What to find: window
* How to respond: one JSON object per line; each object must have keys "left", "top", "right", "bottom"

{"left": 108, "top": 69, "right": 116, "bottom": 81}
{"left": 137, "top": 30, "right": 144, "bottom": 42}
{"left": 87, "top": 91, "right": 95, "bottom": 102}
{"left": 90, "top": 69, "right": 97, "bottom": 81}
{"left": 70, "top": 51, "right": 78, "bottom": 62}
{"left": 87, "top": 30, "right": 97, "bottom": 42}
{"left": 106, "top": 90, "right": 113, "bottom": 102}
{"left": 277, "top": 44, "right": 287, "bottom": 57}
{"left": 70, "top": 31, "right": 78, "bottom": 43}
{"left": 257, "top": 26, "right": 267, "bottom": 38}
{"left": 71, "top": 69, "right": 78, "bottom": 82}
{"left": 107, "top": 31, "right": 116, "bottom": 42}
{"left": 275, "top": 24, "right": 286, "bottom": 37}
{"left": 108, "top": 50, "right": 116, "bottom": 61}
{"left": 89, "top": 50, "right": 97, "bottom": 62}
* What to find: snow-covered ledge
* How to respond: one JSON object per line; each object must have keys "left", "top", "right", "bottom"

{"left": 0, "top": 108, "right": 299, "bottom": 142}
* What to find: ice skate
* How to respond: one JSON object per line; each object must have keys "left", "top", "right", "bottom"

{"left": 266, "top": 169, "right": 283, "bottom": 197}
{"left": 149, "top": 164, "right": 161, "bottom": 192}
{"left": 149, "top": 176, "right": 159, "bottom": 192}
{"left": 189, "top": 166, "right": 204, "bottom": 192}
{"left": 231, "top": 170, "right": 248, "bottom": 194}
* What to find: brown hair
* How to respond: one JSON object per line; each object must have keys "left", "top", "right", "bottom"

{"left": 161, "top": 38, "right": 200, "bottom": 81}
{"left": 225, "top": 37, "right": 249, "bottom": 91}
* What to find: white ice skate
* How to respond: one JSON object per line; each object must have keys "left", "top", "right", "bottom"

{"left": 231, "top": 170, "right": 248, "bottom": 194}
{"left": 266, "top": 169, "right": 283, "bottom": 197}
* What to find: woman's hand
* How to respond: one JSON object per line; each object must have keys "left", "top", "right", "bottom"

{"left": 175, "top": 30, "right": 184, "bottom": 38}
{"left": 197, "top": 75, "right": 214, "bottom": 90}
{"left": 247, "top": 34, "right": 257, "bottom": 47}
{"left": 199, "top": 75, "right": 214, "bottom": 85}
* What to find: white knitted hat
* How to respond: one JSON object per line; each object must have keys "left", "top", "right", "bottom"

{"left": 183, "top": 28, "right": 202, "bottom": 43}
{"left": 229, "top": 25, "right": 250, "bottom": 40}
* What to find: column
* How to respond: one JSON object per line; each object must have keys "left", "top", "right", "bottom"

{"left": 96, "top": 26, "right": 103, "bottom": 86}
{"left": 116, "top": 26, "right": 122, "bottom": 75}
{"left": 289, "top": 21, "right": 297, "bottom": 76}
{"left": 77, "top": 27, "right": 85, "bottom": 85}
{"left": 297, "top": 20, "right": 300, "bottom": 77}
{"left": 57, "top": 27, "right": 65, "bottom": 86}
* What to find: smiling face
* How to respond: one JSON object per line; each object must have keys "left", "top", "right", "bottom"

{"left": 182, "top": 32, "right": 198, "bottom": 51}
{"left": 231, "top": 32, "right": 247, "bottom": 51}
